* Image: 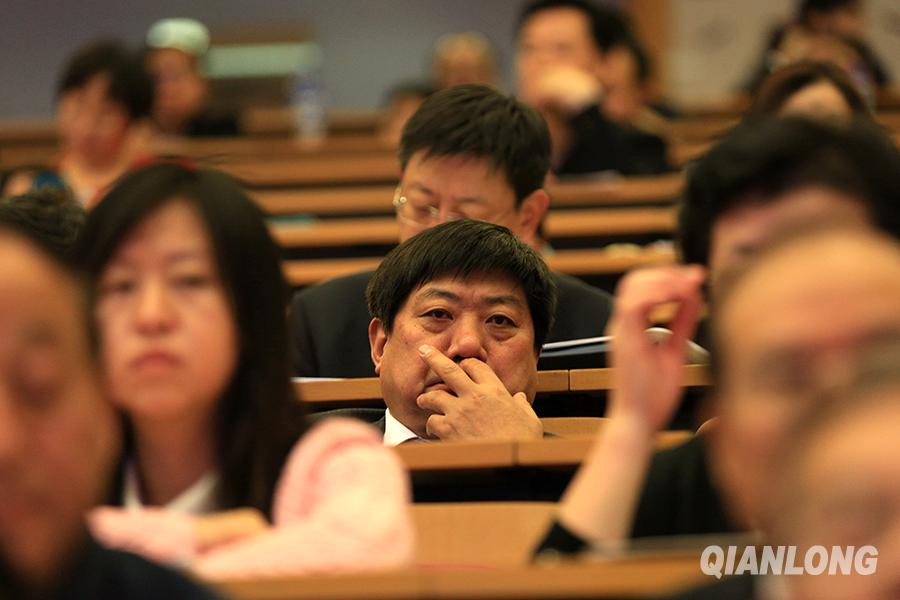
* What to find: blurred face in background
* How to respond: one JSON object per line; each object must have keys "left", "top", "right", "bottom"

{"left": 0, "top": 231, "right": 118, "bottom": 593}
{"left": 56, "top": 73, "right": 132, "bottom": 168}
{"left": 516, "top": 6, "right": 603, "bottom": 106}
{"left": 778, "top": 79, "right": 854, "bottom": 119}
{"left": 395, "top": 152, "right": 546, "bottom": 248}
{"left": 601, "top": 44, "right": 645, "bottom": 122}
{"left": 96, "top": 200, "right": 237, "bottom": 435}
{"left": 145, "top": 48, "right": 207, "bottom": 132}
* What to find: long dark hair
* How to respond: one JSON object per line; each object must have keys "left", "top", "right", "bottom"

{"left": 76, "top": 162, "right": 306, "bottom": 515}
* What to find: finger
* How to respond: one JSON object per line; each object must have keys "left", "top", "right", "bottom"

{"left": 418, "top": 345, "right": 475, "bottom": 393}
{"left": 665, "top": 288, "right": 703, "bottom": 349}
{"left": 416, "top": 390, "right": 455, "bottom": 414}
{"left": 425, "top": 413, "right": 454, "bottom": 440}
{"left": 457, "top": 357, "right": 503, "bottom": 386}
{"left": 513, "top": 391, "right": 531, "bottom": 406}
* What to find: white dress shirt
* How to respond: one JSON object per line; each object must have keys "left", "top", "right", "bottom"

{"left": 123, "top": 462, "right": 221, "bottom": 514}
{"left": 383, "top": 408, "right": 423, "bottom": 446}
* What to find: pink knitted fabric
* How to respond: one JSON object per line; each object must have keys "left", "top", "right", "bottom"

{"left": 88, "top": 418, "right": 414, "bottom": 578}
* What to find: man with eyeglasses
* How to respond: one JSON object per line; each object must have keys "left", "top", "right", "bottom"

{"left": 289, "top": 84, "right": 612, "bottom": 379}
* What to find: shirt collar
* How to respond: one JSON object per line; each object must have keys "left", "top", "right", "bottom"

{"left": 383, "top": 408, "right": 422, "bottom": 446}
{"left": 123, "top": 462, "right": 221, "bottom": 514}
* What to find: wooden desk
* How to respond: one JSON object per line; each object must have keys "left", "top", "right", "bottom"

{"left": 214, "top": 552, "right": 707, "bottom": 599}
{"left": 296, "top": 370, "right": 569, "bottom": 407}
{"left": 270, "top": 207, "right": 676, "bottom": 250}
{"left": 252, "top": 174, "right": 684, "bottom": 217}
{"left": 281, "top": 245, "right": 675, "bottom": 288}
{"left": 295, "top": 366, "right": 710, "bottom": 410}
{"left": 224, "top": 153, "right": 400, "bottom": 187}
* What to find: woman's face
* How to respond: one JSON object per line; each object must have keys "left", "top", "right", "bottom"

{"left": 96, "top": 200, "right": 238, "bottom": 429}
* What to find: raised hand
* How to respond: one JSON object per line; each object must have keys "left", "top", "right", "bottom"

{"left": 415, "top": 344, "right": 543, "bottom": 441}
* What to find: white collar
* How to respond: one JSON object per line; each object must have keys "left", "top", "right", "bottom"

{"left": 123, "top": 462, "right": 221, "bottom": 514}
{"left": 383, "top": 408, "right": 422, "bottom": 446}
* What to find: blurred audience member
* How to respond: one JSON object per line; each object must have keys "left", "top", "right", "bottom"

{"left": 377, "top": 82, "right": 435, "bottom": 146}
{"left": 144, "top": 19, "right": 240, "bottom": 138}
{"left": 432, "top": 32, "right": 500, "bottom": 89}
{"left": 745, "top": 0, "right": 888, "bottom": 101}
{"left": 748, "top": 60, "right": 871, "bottom": 119}
{"left": 0, "top": 188, "right": 84, "bottom": 260}
{"left": 516, "top": 0, "right": 670, "bottom": 176}
{"left": 54, "top": 39, "right": 154, "bottom": 206}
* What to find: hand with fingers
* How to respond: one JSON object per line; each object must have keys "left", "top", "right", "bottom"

{"left": 416, "top": 344, "right": 543, "bottom": 441}
{"left": 606, "top": 265, "right": 706, "bottom": 431}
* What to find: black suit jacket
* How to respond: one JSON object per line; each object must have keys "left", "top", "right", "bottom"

{"left": 290, "top": 270, "right": 613, "bottom": 377}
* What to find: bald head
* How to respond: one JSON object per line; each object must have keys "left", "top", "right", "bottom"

{"left": 708, "top": 226, "right": 900, "bottom": 529}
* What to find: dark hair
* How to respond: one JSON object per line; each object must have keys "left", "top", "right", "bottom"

{"left": 679, "top": 116, "right": 900, "bottom": 267}
{"left": 517, "top": 0, "right": 630, "bottom": 53}
{"left": 747, "top": 60, "right": 869, "bottom": 116}
{"left": 616, "top": 33, "right": 651, "bottom": 84}
{"left": 366, "top": 219, "right": 557, "bottom": 351}
{"left": 0, "top": 188, "right": 85, "bottom": 266}
{"left": 75, "top": 162, "right": 306, "bottom": 515}
{"left": 798, "top": 0, "right": 860, "bottom": 22}
{"left": 57, "top": 39, "right": 154, "bottom": 121}
{"left": 399, "top": 84, "right": 550, "bottom": 203}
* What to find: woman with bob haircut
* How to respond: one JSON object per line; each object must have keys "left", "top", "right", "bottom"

{"left": 76, "top": 162, "right": 412, "bottom": 577}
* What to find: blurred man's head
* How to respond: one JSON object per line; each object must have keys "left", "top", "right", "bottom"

{"left": 799, "top": 0, "right": 864, "bottom": 38}
{"left": 516, "top": 0, "right": 627, "bottom": 101}
{"left": 396, "top": 85, "right": 551, "bottom": 247}
{"left": 432, "top": 32, "right": 498, "bottom": 89}
{"left": 56, "top": 39, "right": 153, "bottom": 168}
{"left": 766, "top": 357, "right": 900, "bottom": 599}
{"left": 367, "top": 220, "right": 556, "bottom": 438}
{"left": 680, "top": 117, "right": 900, "bottom": 287}
{"left": 708, "top": 226, "right": 900, "bottom": 529}
{"left": 600, "top": 34, "right": 651, "bottom": 123}
{"left": 0, "top": 209, "right": 118, "bottom": 595}
{"left": 144, "top": 18, "right": 211, "bottom": 134}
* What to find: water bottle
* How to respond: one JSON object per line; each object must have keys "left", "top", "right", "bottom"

{"left": 290, "top": 43, "right": 327, "bottom": 141}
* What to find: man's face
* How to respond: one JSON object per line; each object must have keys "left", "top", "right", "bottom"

{"left": 56, "top": 73, "right": 132, "bottom": 167}
{"left": 711, "top": 233, "right": 900, "bottom": 527}
{"left": 0, "top": 233, "right": 118, "bottom": 591}
{"left": 516, "top": 7, "right": 603, "bottom": 104}
{"left": 708, "top": 185, "right": 871, "bottom": 287}
{"left": 370, "top": 274, "right": 538, "bottom": 438}
{"left": 600, "top": 45, "right": 644, "bottom": 122}
{"left": 396, "top": 152, "right": 544, "bottom": 247}
{"left": 146, "top": 48, "right": 207, "bottom": 129}
{"left": 773, "top": 398, "right": 900, "bottom": 600}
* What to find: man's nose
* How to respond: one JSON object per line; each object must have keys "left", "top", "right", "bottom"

{"left": 447, "top": 317, "right": 488, "bottom": 363}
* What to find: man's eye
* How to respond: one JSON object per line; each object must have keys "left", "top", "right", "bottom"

{"left": 488, "top": 315, "right": 515, "bottom": 327}
{"left": 424, "top": 309, "right": 451, "bottom": 320}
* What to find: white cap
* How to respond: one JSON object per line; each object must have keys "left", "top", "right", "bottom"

{"left": 146, "top": 18, "right": 210, "bottom": 56}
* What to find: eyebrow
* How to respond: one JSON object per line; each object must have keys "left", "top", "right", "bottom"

{"left": 417, "top": 288, "right": 524, "bottom": 309}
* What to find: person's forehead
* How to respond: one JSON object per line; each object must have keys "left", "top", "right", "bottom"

{"left": 109, "top": 200, "right": 212, "bottom": 263}
{"left": 522, "top": 6, "right": 593, "bottom": 39}
{"left": 719, "top": 236, "right": 900, "bottom": 356}
{"left": 403, "top": 152, "right": 513, "bottom": 200}
{"left": 0, "top": 235, "right": 82, "bottom": 350}
{"left": 407, "top": 274, "right": 529, "bottom": 307}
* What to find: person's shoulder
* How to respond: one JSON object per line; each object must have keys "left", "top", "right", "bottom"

{"left": 293, "top": 269, "right": 375, "bottom": 304}
{"left": 89, "top": 543, "right": 223, "bottom": 599}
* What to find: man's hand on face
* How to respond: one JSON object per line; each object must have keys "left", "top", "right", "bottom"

{"left": 415, "top": 344, "right": 543, "bottom": 441}
{"left": 606, "top": 265, "right": 706, "bottom": 433}
{"left": 525, "top": 65, "right": 602, "bottom": 116}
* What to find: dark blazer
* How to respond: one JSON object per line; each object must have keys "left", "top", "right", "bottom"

{"left": 290, "top": 270, "right": 613, "bottom": 377}
{"left": 558, "top": 105, "right": 671, "bottom": 177}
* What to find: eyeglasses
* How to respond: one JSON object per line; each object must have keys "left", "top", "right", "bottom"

{"left": 393, "top": 187, "right": 466, "bottom": 228}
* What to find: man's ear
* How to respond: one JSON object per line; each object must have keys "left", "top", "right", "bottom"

{"left": 517, "top": 188, "right": 550, "bottom": 249}
{"left": 368, "top": 318, "right": 388, "bottom": 375}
